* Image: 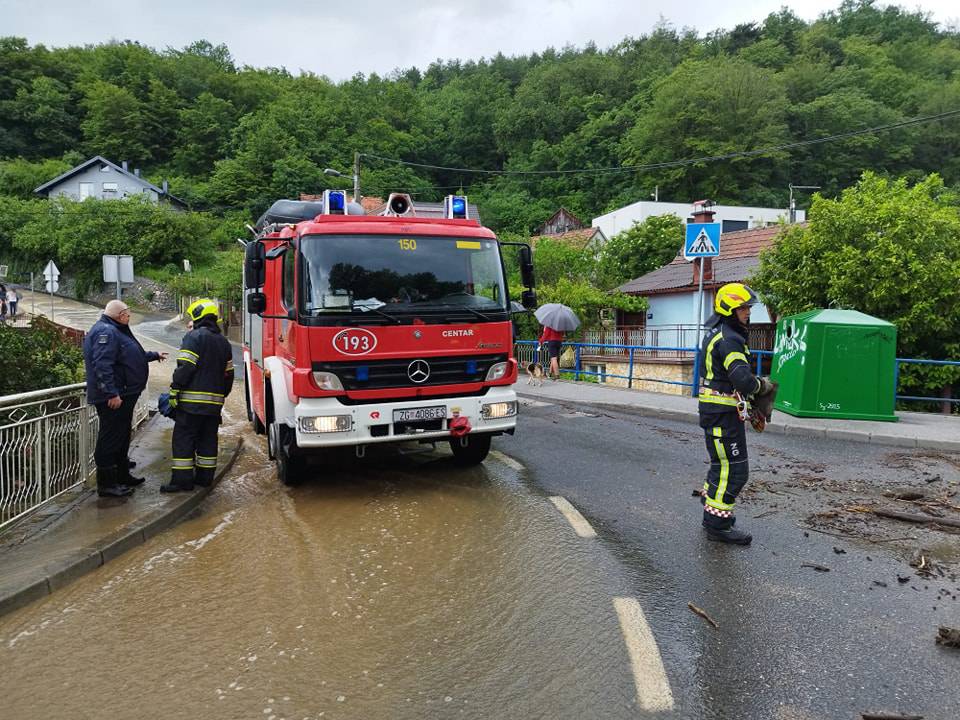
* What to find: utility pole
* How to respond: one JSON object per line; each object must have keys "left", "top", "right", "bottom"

{"left": 789, "top": 184, "right": 820, "bottom": 223}
{"left": 353, "top": 151, "right": 361, "bottom": 202}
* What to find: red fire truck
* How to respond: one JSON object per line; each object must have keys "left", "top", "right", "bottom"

{"left": 242, "top": 191, "right": 536, "bottom": 485}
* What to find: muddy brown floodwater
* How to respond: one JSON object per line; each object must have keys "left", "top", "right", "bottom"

{"left": 0, "top": 398, "right": 644, "bottom": 720}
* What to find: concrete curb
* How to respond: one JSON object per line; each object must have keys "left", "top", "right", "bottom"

{"left": 0, "top": 438, "right": 244, "bottom": 619}
{"left": 518, "top": 390, "right": 960, "bottom": 453}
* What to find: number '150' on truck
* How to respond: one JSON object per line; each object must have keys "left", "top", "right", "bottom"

{"left": 241, "top": 191, "right": 537, "bottom": 485}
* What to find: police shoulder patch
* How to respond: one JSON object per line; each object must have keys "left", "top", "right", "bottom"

{"left": 98, "top": 334, "right": 109, "bottom": 344}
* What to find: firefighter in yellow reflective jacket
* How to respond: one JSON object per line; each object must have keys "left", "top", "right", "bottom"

{"left": 697, "top": 283, "right": 775, "bottom": 545}
{"left": 161, "top": 298, "right": 234, "bottom": 493}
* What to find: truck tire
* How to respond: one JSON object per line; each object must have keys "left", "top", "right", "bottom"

{"left": 271, "top": 422, "right": 306, "bottom": 486}
{"left": 449, "top": 433, "right": 492, "bottom": 466}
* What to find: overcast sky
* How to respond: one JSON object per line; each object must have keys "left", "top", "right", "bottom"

{"left": 2, "top": 0, "right": 958, "bottom": 81}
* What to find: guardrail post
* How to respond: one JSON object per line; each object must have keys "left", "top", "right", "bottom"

{"left": 691, "top": 349, "right": 701, "bottom": 398}
{"left": 893, "top": 359, "right": 900, "bottom": 405}
{"left": 574, "top": 345, "right": 581, "bottom": 381}
{"left": 78, "top": 402, "right": 89, "bottom": 486}
{"left": 628, "top": 348, "right": 635, "bottom": 389}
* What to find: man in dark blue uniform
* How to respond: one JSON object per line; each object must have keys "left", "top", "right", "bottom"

{"left": 83, "top": 300, "right": 167, "bottom": 497}
{"left": 161, "top": 298, "right": 234, "bottom": 493}
{"left": 697, "top": 283, "right": 775, "bottom": 545}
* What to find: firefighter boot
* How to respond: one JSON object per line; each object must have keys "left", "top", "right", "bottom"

{"left": 702, "top": 511, "right": 752, "bottom": 545}
{"left": 160, "top": 477, "right": 195, "bottom": 493}
{"left": 97, "top": 466, "right": 133, "bottom": 498}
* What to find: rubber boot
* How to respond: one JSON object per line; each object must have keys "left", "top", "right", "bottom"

{"left": 702, "top": 511, "right": 751, "bottom": 545}
{"left": 193, "top": 469, "right": 214, "bottom": 488}
{"left": 97, "top": 466, "right": 133, "bottom": 498}
{"left": 160, "top": 475, "right": 194, "bottom": 493}
{"left": 704, "top": 525, "right": 752, "bottom": 545}
{"left": 120, "top": 468, "right": 146, "bottom": 488}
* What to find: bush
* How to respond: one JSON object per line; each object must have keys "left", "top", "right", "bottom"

{"left": 0, "top": 316, "right": 84, "bottom": 395}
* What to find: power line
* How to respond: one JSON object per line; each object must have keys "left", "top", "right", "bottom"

{"left": 360, "top": 107, "right": 960, "bottom": 177}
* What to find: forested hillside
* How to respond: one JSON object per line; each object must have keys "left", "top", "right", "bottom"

{"left": 2, "top": 0, "right": 959, "bottom": 233}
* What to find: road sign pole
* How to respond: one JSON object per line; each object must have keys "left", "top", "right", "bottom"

{"left": 30, "top": 272, "right": 35, "bottom": 315}
{"left": 695, "top": 256, "right": 705, "bottom": 352}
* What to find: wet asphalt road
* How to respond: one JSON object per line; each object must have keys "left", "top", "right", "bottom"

{"left": 3, "top": 299, "right": 959, "bottom": 719}
{"left": 507, "top": 398, "right": 960, "bottom": 720}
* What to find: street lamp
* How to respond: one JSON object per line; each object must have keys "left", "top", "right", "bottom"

{"left": 789, "top": 184, "right": 820, "bottom": 223}
{"left": 324, "top": 152, "right": 361, "bottom": 202}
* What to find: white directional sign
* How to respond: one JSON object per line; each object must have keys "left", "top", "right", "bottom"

{"left": 684, "top": 222, "right": 722, "bottom": 260}
{"left": 45, "top": 278, "right": 59, "bottom": 293}
{"left": 43, "top": 259, "right": 60, "bottom": 281}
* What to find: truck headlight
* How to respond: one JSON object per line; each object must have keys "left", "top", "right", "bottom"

{"left": 312, "top": 371, "right": 344, "bottom": 391}
{"left": 481, "top": 401, "right": 517, "bottom": 419}
{"left": 485, "top": 362, "right": 508, "bottom": 381}
{"left": 300, "top": 415, "right": 352, "bottom": 433}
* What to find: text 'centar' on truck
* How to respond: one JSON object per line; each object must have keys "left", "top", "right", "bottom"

{"left": 241, "top": 191, "right": 537, "bottom": 485}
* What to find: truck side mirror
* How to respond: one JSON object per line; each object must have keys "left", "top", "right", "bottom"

{"left": 519, "top": 245, "right": 535, "bottom": 288}
{"left": 247, "top": 292, "right": 266, "bottom": 315}
{"left": 521, "top": 289, "right": 537, "bottom": 310}
{"left": 244, "top": 240, "right": 265, "bottom": 288}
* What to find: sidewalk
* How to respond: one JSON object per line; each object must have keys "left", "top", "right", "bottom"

{"left": 0, "top": 413, "right": 243, "bottom": 618}
{"left": 518, "top": 380, "right": 960, "bottom": 452}
{"left": 0, "top": 291, "right": 243, "bottom": 618}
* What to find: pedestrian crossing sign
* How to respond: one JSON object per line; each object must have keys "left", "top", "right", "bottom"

{"left": 684, "top": 222, "right": 721, "bottom": 260}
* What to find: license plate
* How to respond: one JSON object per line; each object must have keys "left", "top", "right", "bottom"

{"left": 393, "top": 406, "right": 447, "bottom": 423}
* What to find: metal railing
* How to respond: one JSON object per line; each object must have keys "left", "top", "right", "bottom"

{"left": 0, "top": 384, "right": 149, "bottom": 530}
{"left": 515, "top": 342, "right": 958, "bottom": 410}
{"left": 895, "top": 358, "right": 960, "bottom": 407}
{"left": 517, "top": 340, "right": 700, "bottom": 392}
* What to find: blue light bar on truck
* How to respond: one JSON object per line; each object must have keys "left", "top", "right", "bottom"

{"left": 323, "top": 189, "right": 346, "bottom": 215}
{"left": 444, "top": 195, "right": 469, "bottom": 219}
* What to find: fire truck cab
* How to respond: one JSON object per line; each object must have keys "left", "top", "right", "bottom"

{"left": 242, "top": 191, "right": 536, "bottom": 485}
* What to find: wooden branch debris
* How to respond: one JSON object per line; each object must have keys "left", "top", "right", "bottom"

{"left": 936, "top": 625, "right": 960, "bottom": 648}
{"left": 861, "top": 713, "right": 924, "bottom": 720}
{"left": 872, "top": 508, "right": 960, "bottom": 530}
{"left": 687, "top": 602, "right": 719, "bottom": 629}
{"left": 800, "top": 562, "right": 831, "bottom": 572}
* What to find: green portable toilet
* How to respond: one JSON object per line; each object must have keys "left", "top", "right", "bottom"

{"left": 771, "top": 309, "right": 897, "bottom": 422}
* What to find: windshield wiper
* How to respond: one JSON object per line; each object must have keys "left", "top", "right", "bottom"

{"left": 413, "top": 303, "right": 502, "bottom": 321}
{"left": 354, "top": 306, "right": 402, "bottom": 324}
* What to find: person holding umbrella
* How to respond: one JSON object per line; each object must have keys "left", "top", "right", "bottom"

{"left": 534, "top": 303, "right": 580, "bottom": 381}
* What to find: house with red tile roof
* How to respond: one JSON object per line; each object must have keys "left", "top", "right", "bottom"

{"left": 616, "top": 224, "right": 790, "bottom": 351}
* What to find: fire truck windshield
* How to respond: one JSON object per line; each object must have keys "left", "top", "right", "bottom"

{"left": 301, "top": 234, "right": 508, "bottom": 321}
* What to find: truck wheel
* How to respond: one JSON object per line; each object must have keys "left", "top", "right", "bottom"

{"left": 272, "top": 423, "right": 306, "bottom": 486}
{"left": 449, "top": 433, "right": 492, "bottom": 466}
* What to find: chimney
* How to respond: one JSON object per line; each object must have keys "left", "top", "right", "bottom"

{"left": 690, "top": 199, "right": 716, "bottom": 224}
{"left": 122, "top": 160, "right": 128, "bottom": 172}
{"left": 134, "top": 168, "right": 140, "bottom": 178}
{"left": 162, "top": 179, "right": 169, "bottom": 195}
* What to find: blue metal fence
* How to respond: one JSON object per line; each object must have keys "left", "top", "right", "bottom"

{"left": 515, "top": 341, "right": 958, "bottom": 408}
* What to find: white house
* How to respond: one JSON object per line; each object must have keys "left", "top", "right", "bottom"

{"left": 592, "top": 200, "right": 803, "bottom": 240}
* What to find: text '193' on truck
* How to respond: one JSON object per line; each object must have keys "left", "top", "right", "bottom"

{"left": 242, "top": 190, "right": 537, "bottom": 485}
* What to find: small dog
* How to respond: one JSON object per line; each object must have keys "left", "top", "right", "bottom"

{"left": 525, "top": 361, "right": 544, "bottom": 386}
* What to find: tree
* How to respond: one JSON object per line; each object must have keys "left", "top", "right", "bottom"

{"left": 596, "top": 214, "right": 685, "bottom": 288}
{"left": 80, "top": 80, "right": 153, "bottom": 161}
{"left": 752, "top": 172, "right": 960, "bottom": 399}
{"left": 0, "top": 317, "right": 83, "bottom": 394}
{"left": 621, "top": 56, "right": 790, "bottom": 204}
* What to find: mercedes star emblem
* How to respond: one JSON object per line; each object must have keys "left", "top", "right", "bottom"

{"left": 407, "top": 359, "right": 430, "bottom": 384}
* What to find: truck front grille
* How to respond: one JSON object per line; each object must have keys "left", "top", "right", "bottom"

{"left": 313, "top": 354, "right": 507, "bottom": 391}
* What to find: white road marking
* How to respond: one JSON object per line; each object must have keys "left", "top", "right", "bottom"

{"left": 548, "top": 496, "right": 597, "bottom": 538}
{"left": 613, "top": 597, "right": 675, "bottom": 712}
{"left": 489, "top": 450, "right": 525, "bottom": 472}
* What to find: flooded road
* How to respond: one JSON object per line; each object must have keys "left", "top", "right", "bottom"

{"left": 0, "top": 396, "right": 662, "bottom": 719}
